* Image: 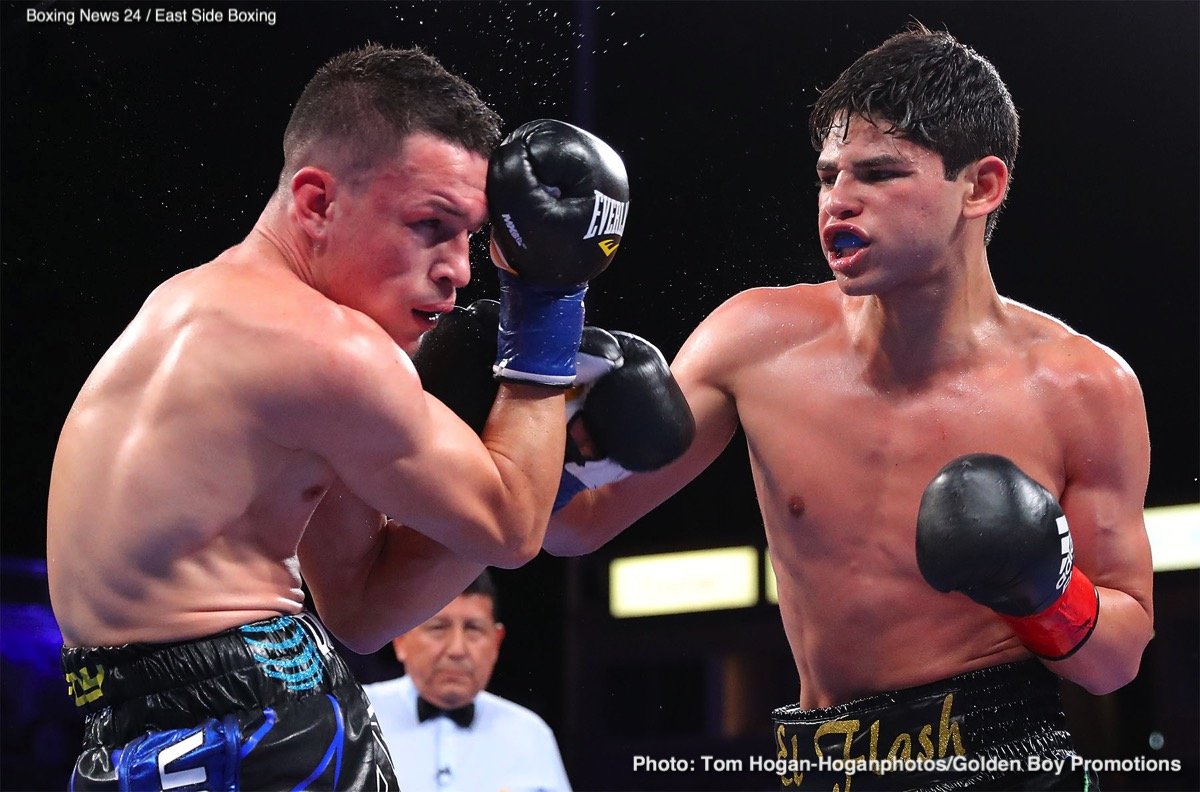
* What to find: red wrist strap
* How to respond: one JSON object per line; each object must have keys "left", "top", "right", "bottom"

{"left": 999, "top": 568, "right": 1099, "bottom": 661}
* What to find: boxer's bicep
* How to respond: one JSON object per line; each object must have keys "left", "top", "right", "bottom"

{"left": 1047, "top": 341, "right": 1153, "bottom": 692}
{"left": 1056, "top": 341, "right": 1152, "bottom": 613}
{"left": 268, "top": 323, "right": 533, "bottom": 564}
{"left": 325, "top": 376, "right": 529, "bottom": 564}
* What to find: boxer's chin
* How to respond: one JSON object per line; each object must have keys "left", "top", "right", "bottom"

{"left": 383, "top": 325, "right": 418, "bottom": 357}
{"left": 400, "top": 335, "right": 422, "bottom": 357}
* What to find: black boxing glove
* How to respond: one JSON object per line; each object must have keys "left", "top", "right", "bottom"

{"left": 916, "top": 453, "right": 1099, "bottom": 660}
{"left": 554, "top": 328, "right": 695, "bottom": 510}
{"left": 487, "top": 119, "right": 630, "bottom": 386}
{"left": 411, "top": 300, "right": 500, "bottom": 435}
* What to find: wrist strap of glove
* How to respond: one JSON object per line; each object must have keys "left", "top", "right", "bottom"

{"left": 999, "top": 568, "right": 1100, "bottom": 660}
{"left": 553, "top": 469, "right": 590, "bottom": 513}
{"left": 494, "top": 270, "right": 586, "bottom": 386}
{"left": 552, "top": 459, "right": 634, "bottom": 513}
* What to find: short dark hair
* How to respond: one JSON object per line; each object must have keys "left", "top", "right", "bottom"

{"left": 280, "top": 43, "right": 502, "bottom": 188}
{"left": 462, "top": 570, "right": 498, "bottom": 617}
{"left": 809, "top": 25, "right": 1019, "bottom": 243}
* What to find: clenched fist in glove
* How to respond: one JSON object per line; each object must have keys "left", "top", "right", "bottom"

{"left": 487, "top": 119, "right": 630, "bottom": 386}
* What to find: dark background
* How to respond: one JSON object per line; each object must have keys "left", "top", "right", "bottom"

{"left": 2, "top": 1, "right": 1197, "bottom": 790}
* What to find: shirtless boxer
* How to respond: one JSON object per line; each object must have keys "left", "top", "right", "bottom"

{"left": 47, "top": 45, "right": 629, "bottom": 789}
{"left": 547, "top": 26, "right": 1152, "bottom": 791}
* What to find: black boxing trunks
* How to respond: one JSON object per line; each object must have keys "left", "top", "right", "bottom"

{"left": 771, "top": 660, "right": 1099, "bottom": 791}
{"left": 62, "top": 612, "right": 396, "bottom": 790}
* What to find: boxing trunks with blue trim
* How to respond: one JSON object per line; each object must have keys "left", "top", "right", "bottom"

{"left": 771, "top": 660, "right": 1098, "bottom": 791}
{"left": 62, "top": 612, "right": 396, "bottom": 790}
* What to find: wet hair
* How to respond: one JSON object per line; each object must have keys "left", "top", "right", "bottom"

{"left": 462, "top": 570, "right": 499, "bottom": 618}
{"left": 280, "top": 43, "right": 502, "bottom": 189}
{"left": 810, "top": 24, "right": 1019, "bottom": 243}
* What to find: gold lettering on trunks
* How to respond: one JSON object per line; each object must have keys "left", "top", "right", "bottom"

{"left": 775, "top": 693, "right": 968, "bottom": 789}
{"left": 938, "top": 693, "right": 965, "bottom": 757}
{"left": 887, "top": 732, "right": 913, "bottom": 761}
{"left": 65, "top": 664, "right": 105, "bottom": 706}
{"left": 814, "top": 720, "right": 860, "bottom": 792}
{"left": 918, "top": 723, "right": 934, "bottom": 760}
{"left": 813, "top": 718, "right": 861, "bottom": 762}
{"left": 777, "top": 724, "right": 804, "bottom": 786}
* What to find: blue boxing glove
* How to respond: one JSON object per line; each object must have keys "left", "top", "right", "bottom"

{"left": 487, "top": 119, "right": 630, "bottom": 385}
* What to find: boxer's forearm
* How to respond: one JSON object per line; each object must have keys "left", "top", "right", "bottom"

{"left": 544, "top": 470, "right": 680, "bottom": 556}
{"left": 544, "top": 490, "right": 618, "bottom": 556}
{"left": 1044, "top": 585, "right": 1152, "bottom": 695}
{"left": 300, "top": 482, "right": 484, "bottom": 652}
{"left": 309, "top": 520, "right": 484, "bottom": 654}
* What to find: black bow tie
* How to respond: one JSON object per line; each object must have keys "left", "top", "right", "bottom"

{"left": 417, "top": 696, "right": 475, "bottom": 728}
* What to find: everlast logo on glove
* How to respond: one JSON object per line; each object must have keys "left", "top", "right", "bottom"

{"left": 487, "top": 118, "right": 630, "bottom": 289}
{"left": 583, "top": 189, "right": 629, "bottom": 243}
{"left": 1054, "top": 515, "right": 1073, "bottom": 592}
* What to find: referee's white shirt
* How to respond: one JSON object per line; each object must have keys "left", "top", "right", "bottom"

{"left": 364, "top": 675, "right": 572, "bottom": 792}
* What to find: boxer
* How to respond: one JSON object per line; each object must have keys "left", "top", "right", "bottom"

{"left": 547, "top": 25, "right": 1152, "bottom": 791}
{"left": 49, "top": 45, "right": 630, "bottom": 789}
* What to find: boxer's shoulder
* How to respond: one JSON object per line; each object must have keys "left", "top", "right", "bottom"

{"left": 691, "top": 282, "right": 840, "bottom": 356}
{"left": 172, "top": 254, "right": 415, "bottom": 384}
{"left": 999, "top": 298, "right": 1143, "bottom": 405}
{"left": 671, "top": 282, "right": 841, "bottom": 398}
{"left": 714, "top": 280, "right": 840, "bottom": 323}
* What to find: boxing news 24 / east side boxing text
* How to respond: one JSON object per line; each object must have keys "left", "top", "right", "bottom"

{"left": 25, "top": 7, "right": 277, "bottom": 26}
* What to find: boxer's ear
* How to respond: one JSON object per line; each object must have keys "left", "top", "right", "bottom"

{"left": 961, "top": 155, "right": 1008, "bottom": 220}
{"left": 290, "top": 166, "right": 336, "bottom": 243}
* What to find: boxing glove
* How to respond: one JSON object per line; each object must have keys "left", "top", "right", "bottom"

{"left": 487, "top": 119, "right": 630, "bottom": 386}
{"left": 411, "top": 300, "right": 500, "bottom": 435}
{"left": 915, "top": 453, "right": 1099, "bottom": 660}
{"left": 554, "top": 328, "right": 695, "bottom": 511}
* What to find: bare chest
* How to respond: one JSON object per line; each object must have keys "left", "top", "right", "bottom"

{"left": 733, "top": 349, "right": 1064, "bottom": 548}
